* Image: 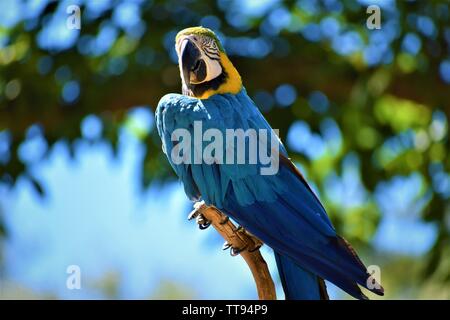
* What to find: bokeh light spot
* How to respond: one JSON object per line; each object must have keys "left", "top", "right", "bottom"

{"left": 439, "top": 60, "right": 450, "bottom": 83}
{"left": 5, "top": 79, "right": 21, "bottom": 100}
{"left": 62, "top": 80, "right": 80, "bottom": 104}
{"left": 274, "top": 84, "right": 297, "bottom": 107}
{"left": 81, "top": 115, "right": 103, "bottom": 140}
{"left": 308, "top": 91, "right": 329, "bottom": 113}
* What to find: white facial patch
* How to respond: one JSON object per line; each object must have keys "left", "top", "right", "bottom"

{"left": 191, "top": 52, "right": 222, "bottom": 84}
{"left": 176, "top": 35, "right": 223, "bottom": 85}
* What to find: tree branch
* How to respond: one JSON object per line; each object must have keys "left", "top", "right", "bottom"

{"left": 189, "top": 202, "right": 277, "bottom": 300}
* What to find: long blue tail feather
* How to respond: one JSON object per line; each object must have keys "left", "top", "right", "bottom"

{"left": 274, "top": 251, "right": 328, "bottom": 300}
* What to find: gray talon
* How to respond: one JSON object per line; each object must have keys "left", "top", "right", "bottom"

{"left": 196, "top": 214, "right": 211, "bottom": 229}
{"left": 222, "top": 242, "right": 232, "bottom": 250}
{"left": 189, "top": 201, "right": 205, "bottom": 221}
{"left": 199, "top": 221, "right": 211, "bottom": 230}
{"left": 230, "top": 246, "right": 247, "bottom": 256}
{"left": 187, "top": 210, "right": 198, "bottom": 221}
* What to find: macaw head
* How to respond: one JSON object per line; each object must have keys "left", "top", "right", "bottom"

{"left": 175, "top": 26, "right": 242, "bottom": 99}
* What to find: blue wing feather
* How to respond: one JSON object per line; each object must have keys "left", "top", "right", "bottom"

{"left": 156, "top": 89, "right": 383, "bottom": 299}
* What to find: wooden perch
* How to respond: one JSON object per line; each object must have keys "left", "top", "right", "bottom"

{"left": 189, "top": 201, "right": 277, "bottom": 300}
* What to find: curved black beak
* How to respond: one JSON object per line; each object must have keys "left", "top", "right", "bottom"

{"left": 180, "top": 38, "right": 206, "bottom": 88}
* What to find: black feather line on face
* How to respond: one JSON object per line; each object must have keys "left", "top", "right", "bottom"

{"left": 188, "top": 63, "right": 227, "bottom": 97}
{"left": 203, "top": 50, "right": 220, "bottom": 61}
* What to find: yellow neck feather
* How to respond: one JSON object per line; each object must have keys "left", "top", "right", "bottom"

{"left": 197, "top": 52, "right": 242, "bottom": 99}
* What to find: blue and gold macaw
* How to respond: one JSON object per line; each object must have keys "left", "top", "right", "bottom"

{"left": 156, "top": 27, "right": 384, "bottom": 300}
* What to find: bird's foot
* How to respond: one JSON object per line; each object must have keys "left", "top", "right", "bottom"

{"left": 189, "top": 201, "right": 264, "bottom": 257}
{"left": 237, "top": 227, "right": 264, "bottom": 252}
{"left": 221, "top": 226, "right": 263, "bottom": 256}
{"left": 222, "top": 241, "right": 246, "bottom": 256}
{"left": 187, "top": 200, "right": 205, "bottom": 220}
{"left": 188, "top": 201, "right": 211, "bottom": 229}
{"left": 196, "top": 213, "right": 211, "bottom": 229}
